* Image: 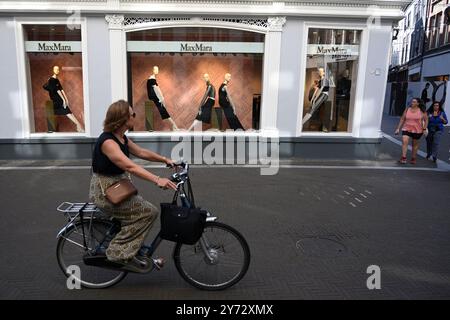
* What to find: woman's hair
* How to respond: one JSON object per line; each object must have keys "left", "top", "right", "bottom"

{"left": 411, "top": 97, "right": 425, "bottom": 112}
{"left": 427, "top": 101, "right": 444, "bottom": 114}
{"left": 103, "top": 100, "right": 131, "bottom": 132}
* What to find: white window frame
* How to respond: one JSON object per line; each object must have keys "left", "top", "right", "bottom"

{"left": 296, "top": 22, "right": 370, "bottom": 137}
{"left": 14, "top": 17, "right": 90, "bottom": 138}
{"left": 107, "top": 16, "right": 285, "bottom": 138}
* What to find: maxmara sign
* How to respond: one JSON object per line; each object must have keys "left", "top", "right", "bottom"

{"left": 25, "top": 41, "right": 82, "bottom": 52}
{"left": 307, "top": 44, "right": 359, "bottom": 56}
{"left": 127, "top": 41, "right": 265, "bottom": 53}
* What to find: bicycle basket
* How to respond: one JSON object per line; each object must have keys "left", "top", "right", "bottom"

{"left": 160, "top": 203, "right": 207, "bottom": 245}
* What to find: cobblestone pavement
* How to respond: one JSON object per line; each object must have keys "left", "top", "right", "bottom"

{"left": 1, "top": 165, "right": 450, "bottom": 300}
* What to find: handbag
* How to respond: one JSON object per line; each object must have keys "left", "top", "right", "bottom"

{"left": 160, "top": 201, "right": 207, "bottom": 245}
{"left": 99, "top": 174, "right": 138, "bottom": 205}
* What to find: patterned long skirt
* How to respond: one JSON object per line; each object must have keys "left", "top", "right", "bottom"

{"left": 89, "top": 173, "right": 159, "bottom": 262}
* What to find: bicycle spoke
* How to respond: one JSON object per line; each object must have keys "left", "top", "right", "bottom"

{"left": 57, "top": 220, "right": 126, "bottom": 288}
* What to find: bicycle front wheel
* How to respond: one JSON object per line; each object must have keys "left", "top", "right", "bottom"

{"left": 56, "top": 219, "right": 127, "bottom": 289}
{"left": 174, "top": 221, "right": 250, "bottom": 291}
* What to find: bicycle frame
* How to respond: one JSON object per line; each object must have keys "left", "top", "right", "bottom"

{"left": 146, "top": 164, "right": 218, "bottom": 259}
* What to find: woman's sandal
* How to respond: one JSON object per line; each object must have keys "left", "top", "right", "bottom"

{"left": 410, "top": 157, "right": 416, "bottom": 165}
{"left": 399, "top": 156, "right": 407, "bottom": 164}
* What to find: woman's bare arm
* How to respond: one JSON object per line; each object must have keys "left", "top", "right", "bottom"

{"left": 101, "top": 140, "right": 176, "bottom": 189}
{"left": 127, "top": 138, "right": 171, "bottom": 164}
{"left": 395, "top": 108, "right": 407, "bottom": 133}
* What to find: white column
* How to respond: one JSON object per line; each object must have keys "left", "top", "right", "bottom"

{"left": 261, "top": 17, "right": 286, "bottom": 136}
{"left": 105, "top": 14, "right": 127, "bottom": 102}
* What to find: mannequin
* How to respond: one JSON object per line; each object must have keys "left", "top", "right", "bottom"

{"left": 188, "top": 73, "right": 216, "bottom": 131}
{"left": 147, "top": 66, "right": 179, "bottom": 130}
{"left": 44, "top": 65, "right": 83, "bottom": 132}
{"left": 334, "top": 68, "right": 352, "bottom": 130}
{"left": 302, "top": 67, "right": 330, "bottom": 128}
{"left": 218, "top": 73, "right": 244, "bottom": 130}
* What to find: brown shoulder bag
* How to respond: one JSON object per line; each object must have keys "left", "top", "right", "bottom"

{"left": 99, "top": 175, "right": 138, "bottom": 205}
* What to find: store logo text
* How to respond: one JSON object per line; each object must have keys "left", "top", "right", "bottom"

{"left": 316, "top": 46, "right": 348, "bottom": 55}
{"left": 180, "top": 43, "right": 213, "bottom": 52}
{"left": 38, "top": 42, "right": 72, "bottom": 52}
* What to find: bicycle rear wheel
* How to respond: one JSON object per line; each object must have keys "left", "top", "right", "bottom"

{"left": 56, "top": 219, "right": 127, "bottom": 289}
{"left": 174, "top": 221, "right": 250, "bottom": 291}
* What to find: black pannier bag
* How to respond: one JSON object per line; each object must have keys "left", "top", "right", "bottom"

{"left": 160, "top": 202, "right": 207, "bottom": 245}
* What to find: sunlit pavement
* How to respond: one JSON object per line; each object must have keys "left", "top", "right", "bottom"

{"left": 1, "top": 163, "right": 450, "bottom": 299}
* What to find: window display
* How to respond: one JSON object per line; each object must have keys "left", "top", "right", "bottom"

{"left": 302, "top": 28, "right": 361, "bottom": 132}
{"left": 24, "top": 25, "right": 85, "bottom": 133}
{"left": 126, "top": 27, "right": 264, "bottom": 132}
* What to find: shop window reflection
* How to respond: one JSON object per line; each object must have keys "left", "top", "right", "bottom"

{"left": 126, "top": 27, "right": 264, "bottom": 132}
{"left": 23, "top": 24, "right": 85, "bottom": 133}
{"left": 302, "top": 28, "right": 361, "bottom": 133}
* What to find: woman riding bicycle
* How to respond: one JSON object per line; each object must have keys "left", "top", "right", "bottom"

{"left": 89, "top": 100, "right": 177, "bottom": 269}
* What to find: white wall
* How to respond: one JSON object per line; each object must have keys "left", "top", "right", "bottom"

{"left": 358, "top": 25, "right": 392, "bottom": 138}
{"left": 85, "top": 16, "right": 112, "bottom": 137}
{"left": 0, "top": 17, "right": 25, "bottom": 139}
{"left": 277, "top": 18, "right": 304, "bottom": 137}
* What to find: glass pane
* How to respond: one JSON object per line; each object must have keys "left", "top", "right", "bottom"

{"left": 126, "top": 27, "right": 264, "bottom": 132}
{"left": 23, "top": 25, "right": 84, "bottom": 133}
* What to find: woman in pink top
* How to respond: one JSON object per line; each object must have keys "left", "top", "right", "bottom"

{"left": 395, "top": 98, "right": 428, "bottom": 164}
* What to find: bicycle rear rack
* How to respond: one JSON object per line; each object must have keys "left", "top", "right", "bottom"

{"left": 57, "top": 202, "right": 98, "bottom": 214}
{"left": 57, "top": 202, "right": 101, "bottom": 220}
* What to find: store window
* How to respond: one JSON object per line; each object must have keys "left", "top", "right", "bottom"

{"left": 302, "top": 28, "right": 361, "bottom": 133}
{"left": 126, "top": 27, "right": 264, "bottom": 132}
{"left": 24, "top": 25, "right": 85, "bottom": 133}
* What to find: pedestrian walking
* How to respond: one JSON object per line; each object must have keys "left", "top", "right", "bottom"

{"left": 395, "top": 98, "right": 428, "bottom": 164}
{"left": 426, "top": 101, "right": 448, "bottom": 163}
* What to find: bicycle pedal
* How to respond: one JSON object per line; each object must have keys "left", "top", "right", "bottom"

{"left": 152, "top": 258, "right": 165, "bottom": 271}
{"left": 121, "top": 257, "right": 153, "bottom": 274}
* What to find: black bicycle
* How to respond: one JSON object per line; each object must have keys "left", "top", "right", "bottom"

{"left": 56, "top": 161, "right": 250, "bottom": 290}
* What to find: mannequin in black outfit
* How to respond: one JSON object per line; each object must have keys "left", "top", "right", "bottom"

{"left": 147, "top": 66, "right": 179, "bottom": 130}
{"left": 334, "top": 69, "right": 351, "bottom": 130}
{"left": 302, "top": 67, "right": 330, "bottom": 130}
{"left": 188, "top": 73, "right": 216, "bottom": 131}
{"left": 44, "top": 65, "right": 83, "bottom": 132}
{"left": 219, "top": 73, "right": 244, "bottom": 130}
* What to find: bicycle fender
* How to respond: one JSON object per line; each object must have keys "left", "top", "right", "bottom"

{"left": 206, "top": 216, "right": 218, "bottom": 222}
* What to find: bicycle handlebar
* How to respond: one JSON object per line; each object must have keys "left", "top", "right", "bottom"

{"left": 168, "top": 161, "right": 189, "bottom": 184}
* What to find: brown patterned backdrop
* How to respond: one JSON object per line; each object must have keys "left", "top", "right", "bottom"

{"left": 28, "top": 53, "right": 85, "bottom": 133}
{"left": 129, "top": 53, "right": 263, "bottom": 131}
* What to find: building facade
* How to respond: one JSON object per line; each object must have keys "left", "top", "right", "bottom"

{"left": 386, "top": 0, "right": 427, "bottom": 115}
{"left": 386, "top": 0, "right": 450, "bottom": 117}
{"left": 0, "top": 0, "right": 409, "bottom": 160}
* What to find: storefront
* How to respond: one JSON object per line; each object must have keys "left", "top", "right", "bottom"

{"left": 0, "top": 0, "right": 409, "bottom": 160}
